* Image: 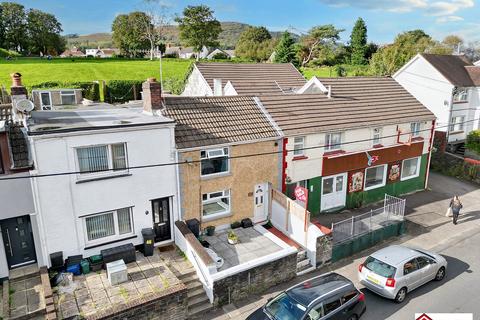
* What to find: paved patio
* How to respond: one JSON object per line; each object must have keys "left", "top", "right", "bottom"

{"left": 203, "top": 227, "right": 283, "bottom": 271}
{"left": 8, "top": 273, "right": 45, "bottom": 319}
{"left": 54, "top": 247, "right": 188, "bottom": 319}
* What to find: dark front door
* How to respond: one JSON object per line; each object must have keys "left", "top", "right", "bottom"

{"left": 151, "top": 198, "right": 171, "bottom": 242}
{"left": 1, "top": 216, "right": 37, "bottom": 268}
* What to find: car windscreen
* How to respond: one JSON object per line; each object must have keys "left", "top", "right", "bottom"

{"left": 364, "top": 256, "right": 397, "bottom": 278}
{"left": 265, "top": 292, "right": 306, "bottom": 320}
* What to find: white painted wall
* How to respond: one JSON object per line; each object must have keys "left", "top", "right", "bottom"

{"left": 0, "top": 236, "right": 8, "bottom": 279}
{"left": 285, "top": 121, "right": 432, "bottom": 184}
{"left": 29, "top": 124, "right": 178, "bottom": 266}
{"left": 182, "top": 66, "right": 213, "bottom": 96}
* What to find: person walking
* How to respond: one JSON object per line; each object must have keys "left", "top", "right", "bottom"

{"left": 449, "top": 195, "right": 463, "bottom": 225}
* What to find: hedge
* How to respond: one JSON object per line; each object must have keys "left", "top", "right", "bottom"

{"left": 105, "top": 80, "right": 143, "bottom": 103}
{"left": 466, "top": 130, "right": 480, "bottom": 154}
{"left": 0, "top": 48, "right": 20, "bottom": 58}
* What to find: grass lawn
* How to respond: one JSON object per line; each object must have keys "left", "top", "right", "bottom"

{"left": 0, "top": 58, "right": 192, "bottom": 88}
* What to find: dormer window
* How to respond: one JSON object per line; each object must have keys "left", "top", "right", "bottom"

{"left": 453, "top": 88, "right": 469, "bottom": 102}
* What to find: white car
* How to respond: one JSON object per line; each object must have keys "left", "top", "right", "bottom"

{"left": 358, "top": 245, "right": 447, "bottom": 303}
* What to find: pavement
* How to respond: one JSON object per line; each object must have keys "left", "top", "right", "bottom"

{"left": 203, "top": 172, "right": 480, "bottom": 319}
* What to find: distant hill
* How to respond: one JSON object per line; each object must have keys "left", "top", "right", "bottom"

{"left": 65, "top": 22, "right": 295, "bottom": 49}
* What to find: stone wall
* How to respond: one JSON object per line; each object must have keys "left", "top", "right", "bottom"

{"left": 212, "top": 252, "right": 297, "bottom": 306}
{"left": 85, "top": 284, "right": 187, "bottom": 320}
{"left": 315, "top": 234, "right": 333, "bottom": 268}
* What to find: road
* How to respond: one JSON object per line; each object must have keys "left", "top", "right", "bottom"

{"left": 360, "top": 229, "right": 480, "bottom": 319}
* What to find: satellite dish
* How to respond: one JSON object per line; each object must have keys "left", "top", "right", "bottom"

{"left": 15, "top": 99, "right": 34, "bottom": 113}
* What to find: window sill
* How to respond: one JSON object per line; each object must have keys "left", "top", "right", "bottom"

{"left": 400, "top": 174, "right": 419, "bottom": 181}
{"left": 449, "top": 130, "right": 464, "bottom": 135}
{"left": 411, "top": 137, "right": 424, "bottom": 142}
{"left": 76, "top": 172, "right": 132, "bottom": 184}
{"left": 373, "top": 144, "right": 384, "bottom": 148}
{"left": 364, "top": 183, "right": 386, "bottom": 191}
{"left": 202, "top": 212, "right": 232, "bottom": 222}
{"left": 453, "top": 100, "right": 468, "bottom": 104}
{"left": 201, "top": 172, "right": 231, "bottom": 180}
{"left": 84, "top": 234, "right": 137, "bottom": 250}
{"left": 292, "top": 155, "right": 308, "bottom": 161}
{"left": 323, "top": 150, "right": 346, "bottom": 157}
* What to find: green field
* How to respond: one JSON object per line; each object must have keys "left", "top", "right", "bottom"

{"left": 0, "top": 58, "right": 192, "bottom": 89}
{"left": 302, "top": 64, "right": 370, "bottom": 78}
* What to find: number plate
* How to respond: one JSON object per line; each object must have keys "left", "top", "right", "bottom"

{"left": 367, "top": 275, "right": 380, "bottom": 285}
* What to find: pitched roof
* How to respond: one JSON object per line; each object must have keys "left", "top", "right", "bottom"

{"left": 195, "top": 62, "right": 306, "bottom": 94}
{"left": 258, "top": 77, "right": 434, "bottom": 136}
{"left": 227, "top": 80, "right": 284, "bottom": 95}
{"left": 162, "top": 96, "right": 280, "bottom": 149}
{"left": 465, "top": 66, "right": 480, "bottom": 86}
{"left": 421, "top": 54, "right": 477, "bottom": 86}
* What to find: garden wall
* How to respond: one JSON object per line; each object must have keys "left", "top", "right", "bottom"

{"left": 430, "top": 152, "right": 480, "bottom": 185}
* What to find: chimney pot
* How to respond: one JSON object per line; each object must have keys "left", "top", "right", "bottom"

{"left": 11, "top": 73, "right": 22, "bottom": 87}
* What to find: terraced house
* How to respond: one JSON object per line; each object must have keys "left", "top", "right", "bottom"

{"left": 162, "top": 95, "right": 282, "bottom": 229}
{"left": 257, "top": 77, "right": 436, "bottom": 214}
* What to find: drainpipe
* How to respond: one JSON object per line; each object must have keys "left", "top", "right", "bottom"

{"left": 281, "top": 138, "right": 288, "bottom": 193}
{"left": 446, "top": 87, "right": 455, "bottom": 149}
{"left": 424, "top": 119, "right": 436, "bottom": 190}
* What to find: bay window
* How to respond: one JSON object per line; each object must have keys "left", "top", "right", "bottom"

{"left": 76, "top": 143, "right": 128, "bottom": 175}
{"left": 401, "top": 157, "right": 421, "bottom": 180}
{"left": 201, "top": 147, "right": 229, "bottom": 176}
{"left": 202, "top": 190, "right": 231, "bottom": 219}
{"left": 84, "top": 207, "right": 134, "bottom": 243}
{"left": 364, "top": 164, "right": 387, "bottom": 190}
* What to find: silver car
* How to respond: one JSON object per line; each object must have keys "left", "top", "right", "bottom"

{"left": 358, "top": 245, "right": 447, "bottom": 303}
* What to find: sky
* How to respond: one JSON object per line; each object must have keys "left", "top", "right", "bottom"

{"left": 10, "top": 0, "right": 480, "bottom": 43}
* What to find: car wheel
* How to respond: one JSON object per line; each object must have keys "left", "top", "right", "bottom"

{"left": 435, "top": 267, "right": 446, "bottom": 281}
{"left": 394, "top": 287, "right": 407, "bottom": 303}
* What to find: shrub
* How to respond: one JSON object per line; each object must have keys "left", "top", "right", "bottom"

{"left": 105, "top": 80, "right": 143, "bottom": 103}
{"left": 211, "top": 52, "right": 230, "bottom": 60}
{"left": 0, "top": 48, "right": 20, "bottom": 58}
{"left": 466, "top": 130, "right": 480, "bottom": 154}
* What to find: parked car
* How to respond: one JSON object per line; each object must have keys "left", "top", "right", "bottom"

{"left": 247, "top": 272, "right": 366, "bottom": 320}
{"left": 358, "top": 245, "right": 447, "bottom": 303}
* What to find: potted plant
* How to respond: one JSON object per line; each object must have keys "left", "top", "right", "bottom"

{"left": 227, "top": 230, "right": 239, "bottom": 245}
{"left": 205, "top": 225, "right": 215, "bottom": 236}
{"left": 230, "top": 221, "right": 241, "bottom": 229}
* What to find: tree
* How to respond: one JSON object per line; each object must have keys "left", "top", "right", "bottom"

{"left": 174, "top": 5, "right": 222, "bottom": 60}
{"left": 142, "top": 0, "right": 170, "bottom": 60}
{"left": 297, "top": 24, "right": 344, "bottom": 67}
{"left": 112, "top": 12, "right": 151, "bottom": 57}
{"left": 274, "top": 31, "right": 298, "bottom": 65}
{"left": 0, "top": 2, "right": 28, "bottom": 52}
{"left": 350, "top": 18, "right": 367, "bottom": 65}
{"left": 442, "top": 35, "right": 464, "bottom": 54}
{"left": 235, "top": 26, "right": 276, "bottom": 62}
{"left": 26, "top": 9, "right": 65, "bottom": 55}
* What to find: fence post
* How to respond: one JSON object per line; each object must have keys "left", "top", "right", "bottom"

{"left": 370, "top": 210, "right": 373, "bottom": 229}
{"left": 351, "top": 216, "right": 354, "bottom": 235}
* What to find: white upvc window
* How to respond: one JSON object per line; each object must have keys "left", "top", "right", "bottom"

{"left": 76, "top": 143, "right": 128, "bottom": 176}
{"left": 372, "top": 128, "right": 382, "bottom": 146}
{"left": 401, "top": 157, "right": 421, "bottom": 181}
{"left": 453, "top": 88, "right": 469, "bottom": 102}
{"left": 325, "top": 132, "right": 342, "bottom": 151}
{"left": 450, "top": 116, "right": 465, "bottom": 132}
{"left": 84, "top": 207, "right": 134, "bottom": 244}
{"left": 200, "top": 147, "right": 229, "bottom": 176}
{"left": 60, "top": 90, "right": 76, "bottom": 105}
{"left": 202, "top": 190, "right": 231, "bottom": 219}
{"left": 364, "top": 164, "right": 387, "bottom": 190}
{"left": 293, "top": 136, "right": 305, "bottom": 156}
{"left": 410, "top": 122, "right": 421, "bottom": 137}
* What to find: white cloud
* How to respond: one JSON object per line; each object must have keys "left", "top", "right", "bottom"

{"left": 436, "top": 15, "right": 464, "bottom": 22}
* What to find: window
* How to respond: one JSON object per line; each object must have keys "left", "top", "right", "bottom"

{"left": 453, "top": 88, "right": 469, "bottom": 102}
{"left": 364, "top": 256, "right": 397, "bottom": 278}
{"left": 415, "top": 256, "right": 432, "bottom": 269}
{"left": 200, "top": 148, "right": 229, "bottom": 176}
{"left": 265, "top": 292, "right": 306, "bottom": 320}
{"left": 450, "top": 116, "right": 465, "bottom": 132}
{"left": 202, "top": 190, "right": 231, "bottom": 218}
{"left": 410, "top": 122, "right": 421, "bottom": 137}
{"left": 323, "top": 297, "right": 341, "bottom": 316}
{"left": 306, "top": 303, "right": 324, "bottom": 320}
{"left": 403, "top": 259, "right": 419, "bottom": 275}
{"left": 364, "top": 165, "right": 387, "bottom": 190}
{"left": 372, "top": 128, "right": 382, "bottom": 145}
{"left": 293, "top": 136, "right": 305, "bottom": 156}
{"left": 401, "top": 157, "right": 421, "bottom": 180}
{"left": 325, "top": 132, "right": 342, "bottom": 151}
{"left": 60, "top": 90, "right": 76, "bottom": 105}
{"left": 341, "top": 290, "right": 358, "bottom": 304}
{"left": 76, "top": 143, "right": 128, "bottom": 175}
{"left": 84, "top": 207, "right": 133, "bottom": 243}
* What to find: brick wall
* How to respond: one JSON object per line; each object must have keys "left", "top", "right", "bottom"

{"left": 85, "top": 284, "right": 188, "bottom": 320}
{"left": 212, "top": 252, "right": 297, "bottom": 306}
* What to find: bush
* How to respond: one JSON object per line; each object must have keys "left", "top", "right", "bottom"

{"left": 211, "top": 52, "right": 230, "bottom": 60}
{"left": 0, "top": 48, "right": 20, "bottom": 58}
{"left": 105, "top": 80, "right": 143, "bottom": 103}
{"left": 466, "top": 130, "right": 480, "bottom": 154}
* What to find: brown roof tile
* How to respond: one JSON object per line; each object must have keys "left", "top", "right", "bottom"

{"left": 258, "top": 77, "right": 435, "bottom": 136}
{"left": 195, "top": 62, "right": 306, "bottom": 94}
{"left": 465, "top": 66, "right": 480, "bottom": 86}
{"left": 163, "top": 96, "right": 280, "bottom": 149}
{"left": 421, "top": 54, "right": 475, "bottom": 86}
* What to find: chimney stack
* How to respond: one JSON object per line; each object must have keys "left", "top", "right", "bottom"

{"left": 10, "top": 73, "right": 27, "bottom": 97}
{"left": 327, "top": 85, "right": 332, "bottom": 99}
{"left": 213, "top": 78, "right": 223, "bottom": 96}
{"left": 142, "top": 77, "right": 162, "bottom": 114}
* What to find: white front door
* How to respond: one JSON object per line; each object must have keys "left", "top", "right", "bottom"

{"left": 253, "top": 183, "right": 268, "bottom": 223}
{"left": 40, "top": 92, "right": 52, "bottom": 110}
{"left": 321, "top": 173, "right": 347, "bottom": 211}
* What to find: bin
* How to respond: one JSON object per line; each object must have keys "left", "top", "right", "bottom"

{"left": 81, "top": 259, "right": 90, "bottom": 274}
{"left": 142, "top": 228, "right": 155, "bottom": 257}
{"left": 186, "top": 218, "right": 200, "bottom": 238}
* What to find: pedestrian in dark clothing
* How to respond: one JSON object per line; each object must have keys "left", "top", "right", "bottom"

{"left": 450, "top": 195, "right": 463, "bottom": 225}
